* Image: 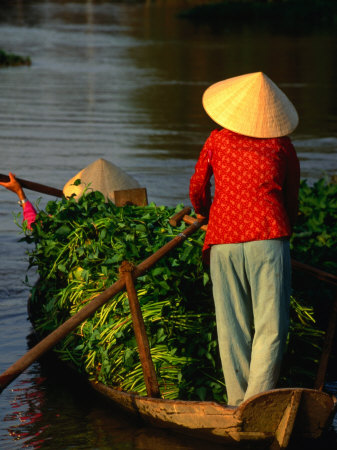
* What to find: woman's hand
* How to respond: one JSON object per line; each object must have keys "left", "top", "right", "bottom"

{"left": 0, "top": 172, "right": 26, "bottom": 201}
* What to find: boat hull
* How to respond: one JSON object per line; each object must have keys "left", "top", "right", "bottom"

{"left": 27, "top": 293, "right": 336, "bottom": 448}
{"left": 90, "top": 381, "right": 335, "bottom": 447}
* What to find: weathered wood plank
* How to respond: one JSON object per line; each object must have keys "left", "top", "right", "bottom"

{"left": 91, "top": 381, "right": 240, "bottom": 429}
{"left": 237, "top": 388, "right": 335, "bottom": 440}
{"left": 91, "top": 383, "right": 335, "bottom": 446}
{"left": 114, "top": 187, "right": 148, "bottom": 206}
{"left": 292, "top": 389, "right": 335, "bottom": 439}
{"left": 270, "top": 390, "right": 302, "bottom": 449}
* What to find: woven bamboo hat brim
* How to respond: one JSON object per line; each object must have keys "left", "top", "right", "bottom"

{"left": 202, "top": 72, "right": 299, "bottom": 138}
{"left": 63, "top": 158, "right": 140, "bottom": 202}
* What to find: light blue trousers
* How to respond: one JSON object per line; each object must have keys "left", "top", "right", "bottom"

{"left": 210, "top": 239, "right": 291, "bottom": 406}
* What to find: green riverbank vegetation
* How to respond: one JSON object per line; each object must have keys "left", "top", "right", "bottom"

{"left": 23, "top": 177, "right": 337, "bottom": 402}
{"left": 0, "top": 49, "right": 31, "bottom": 67}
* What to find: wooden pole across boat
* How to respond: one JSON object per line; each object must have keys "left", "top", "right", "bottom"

{"left": 315, "top": 292, "right": 337, "bottom": 390}
{"left": 0, "top": 214, "right": 206, "bottom": 393}
{"left": 0, "top": 173, "right": 63, "bottom": 198}
{"left": 119, "top": 261, "right": 161, "bottom": 398}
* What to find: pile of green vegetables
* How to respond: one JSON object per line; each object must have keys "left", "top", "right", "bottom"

{"left": 21, "top": 177, "right": 337, "bottom": 401}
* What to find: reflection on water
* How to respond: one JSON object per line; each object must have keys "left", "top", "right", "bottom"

{"left": 2, "top": 357, "right": 227, "bottom": 449}
{"left": 0, "top": 1, "right": 336, "bottom": 448}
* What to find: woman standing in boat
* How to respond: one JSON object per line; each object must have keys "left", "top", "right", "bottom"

{"left": 189, "top": 72, "right": 300, "bottom": 406}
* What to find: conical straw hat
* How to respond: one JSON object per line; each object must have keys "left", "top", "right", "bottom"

{"left": 63, "top": 158, "right": 140, "bottom": 202}
{"left": 202, "top": 72, "right": 299, "bottom": 138}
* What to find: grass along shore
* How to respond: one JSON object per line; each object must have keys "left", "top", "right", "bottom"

{"left": 0, "top": 49, "right": 31, "bottom": 67}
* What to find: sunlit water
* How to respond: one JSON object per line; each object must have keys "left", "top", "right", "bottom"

{"left": 0, "top": 1, "right": 336, "bottom": 448}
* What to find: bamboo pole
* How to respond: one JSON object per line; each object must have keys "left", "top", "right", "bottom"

{"left": 169, "top": 207, "right": 191, "bottom": 226}
{"left": 0, "top": 173, "right": 63, "bottom": 198}
{"left": 315, "top": 292, "right": 337, "bottom": 391}
{"left": 180, "top": 214, "right": 208, "bottom": 232}
{"left": 291, "top": 259, "right": 337, "bottom": 288}
{"left": 119, "top": 261, "right": 160, "bottom": 398}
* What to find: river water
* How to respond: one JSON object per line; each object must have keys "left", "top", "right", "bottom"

{"left": 0, "top": 1, "right": 336, "bottom": 448}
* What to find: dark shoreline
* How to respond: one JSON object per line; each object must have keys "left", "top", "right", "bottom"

{"left": 178, "top": 0, "right": 337, "bottom": 30}
{"left": 0, "top": 49, "right": 31, "bottom": 67}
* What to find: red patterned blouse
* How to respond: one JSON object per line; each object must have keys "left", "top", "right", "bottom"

{"left": 189, "top": 128, "right": 300, "bottom": 260}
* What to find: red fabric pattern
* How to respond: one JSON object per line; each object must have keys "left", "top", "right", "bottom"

{"left": 189, "top": 128, "right": 300, "bottom": 259}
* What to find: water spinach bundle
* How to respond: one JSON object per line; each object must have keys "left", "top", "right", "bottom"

{"left": 26, "top": 193, "right": 222, "bottom": 401}
{"left": 22, "top": 180, "right": 336, "bottom": 401}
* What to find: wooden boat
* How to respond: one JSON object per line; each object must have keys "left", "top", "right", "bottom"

{"left": 89, "top": 383, "right": 335, "bottom": 449}
{"left": 1, "top": 200, "right": 336, "bottom": 449}
{"left": 87, "top": 216, "right": 337, "bottom": 449}
{"left": 27, "top": 297, "right": 336, "bottom": 450}
{"left": 26, "top": 288, "right": 337, "bottom": 449}
{"left": 27, "top": 246, "right": 337, "bottom": 449}
{"left": 27, "top": 284, "right": 336, "bottom": 450}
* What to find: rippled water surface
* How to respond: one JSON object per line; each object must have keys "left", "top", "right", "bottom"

{"left": 0, "top": 1, "right": 336, "bottom": 448}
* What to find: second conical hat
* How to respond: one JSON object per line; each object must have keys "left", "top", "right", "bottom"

{"left": 202, "top": 72, "right": 299, "bottom": 138}
{"left": 63, "top": 158, "right": 140, "bottom": 202}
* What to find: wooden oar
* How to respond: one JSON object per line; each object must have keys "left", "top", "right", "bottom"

{"left": 0, "top": 173, "right": 63, "bottom": 198}
{"left": 176, "top": 213, "right": 208, "bottom": 232}
{"left": 119, "top": 261, "right": 161, "bottom": 398}
{"left": 315, "top": 292, "right": 337, "bottom": 391}
{"left": 0, "top": 215, "right": 206, "bottom": 393}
